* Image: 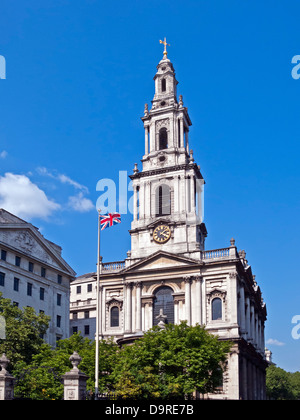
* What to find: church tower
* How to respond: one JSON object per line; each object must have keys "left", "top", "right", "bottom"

{"left": 129, "top": 42, "right": 207, "bottom": 262}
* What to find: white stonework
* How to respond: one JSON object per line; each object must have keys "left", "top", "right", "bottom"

{"left": 70, "top": 52, "right": 268, "bottom": 399}
{"left": 0, "top": 209, "right": 76, "bottom": 347}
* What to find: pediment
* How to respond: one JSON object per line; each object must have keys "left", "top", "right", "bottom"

{"left": 0, "top": 223, "right": 75, "bottom": 276}
{"left": 124, "top": 251, "right": 199, "bottom": 273}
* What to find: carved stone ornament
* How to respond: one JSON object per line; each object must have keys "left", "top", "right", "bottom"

{"left": 207, "top": 289, "right": 227, "bottom": 304}
{"left": 106, "top": 298, "right": 123, "bottom": 310}
{"left": 15, "top": 231, "right": 35, "bottom": 253}
{"left": 69, "top": 352, "right": 82, "bottom": 372}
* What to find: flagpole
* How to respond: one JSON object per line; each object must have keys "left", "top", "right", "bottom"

{"left": 95, "top": 209, "right": 101, "bottom": 400}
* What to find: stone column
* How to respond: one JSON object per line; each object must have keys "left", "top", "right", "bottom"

{"left": 184, "top": 276, "right": 192, "bottom": 325}
{"left": 239, "top": 282, "right": 246, "bottom": 338}
{"left": 136, "top": 282, "right": 142, "bottom": 331}
{"left": 190, "top": 175, "right": 195, "bottom": 214}
{"left": 180, "top": 117, "right": 184, "bottom": 149}
{"left": 125, "top": 283, "right": 132, "bottom": 333}
{"left": 250, "top": 303, "right": 255, "bottom": 345}
{"left": 255, "top": 312, "right": 259, "bottom": 349}
{"left": 174, "top": 175, "right": 179, "bottom": 213}
{"left": 145, "top": 181, "right": 151, "bottom": 218}
{"left": 185, "top": 129, "right": 190, "bottom": 154}
{"left": 185, "top": 176, "right": 190, "bottom": 213}
{"left": 144, "top": 125, "right": 149, "bottom": 155}
{"left": 174, "top": 297, "right": 179, "bottom": 324}
{"left": 242, "top": 357, "right": 248, "bottom": 400}
{"left": 62, "top": 352, "right": 88, "bottom": 401}
{"left": 139, "top": 182, "right": 145, "bottom": 220}
{"left": 195, "top": 275, "right": 202, "bottom": 325}
{"left": 0, "top": 354, "right": 15, "bottom": 400}
{"left": 245, "top": 296, "right": 251, "bottom": 342}
{"left": 133, "top": 186, "right": 138, "bottom": 221}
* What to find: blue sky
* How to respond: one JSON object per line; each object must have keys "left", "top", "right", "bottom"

{"left": 0, "top": 0, "right": 300, "bottom": 372}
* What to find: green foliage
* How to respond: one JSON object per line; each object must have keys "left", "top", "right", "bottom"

{"left": 0, "top": 292, "right": 50, "bottom": 369}
{"left": 111, "top": 322, "right": 232, "bottom": 399}
{"left": 0, "top": 294, "right": 232, "bottom": 400}
{"left": 266, "top": 365, "right": 300, "bottom": 400}
{"left": 13, "top": 333, "right": 119, "bottom": 400}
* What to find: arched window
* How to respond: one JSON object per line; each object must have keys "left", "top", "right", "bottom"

{"left": 110, "top": 306, "right": 119, "bottom": 327}
{"left": 212, "top": 298, "right": 222, "bottom": 321}
{"left": 153, "top": 286, "right": 174, "bottom": 326}
{"left": 159, "top": 127, "right": 168, "bottom": 150}
{"left": 161, "top": 78, "right": 166, "bottom": 92}
{"left": 155, "top": 184, "right": 171, "bottom": 217}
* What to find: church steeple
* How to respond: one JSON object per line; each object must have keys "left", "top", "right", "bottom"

{"left": 129, "top": 44, "right": 207, "bottom": 261}
{"left": 152, "top": 52, "right": 178, "bottom": 110}
{"left": 141, "top": 43, "right": 192, "bottom": 164}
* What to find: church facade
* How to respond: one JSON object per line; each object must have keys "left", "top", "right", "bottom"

{"left": 70, "top": 48, "right": 268, "bottom": 400}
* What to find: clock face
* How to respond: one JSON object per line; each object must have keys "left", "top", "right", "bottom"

{"left": 153, "top": 224, "right": 171, "bottom": 244}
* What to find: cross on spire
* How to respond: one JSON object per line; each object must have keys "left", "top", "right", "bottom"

{"left": 159, "top": 37, "right": 170, "bottom": 59}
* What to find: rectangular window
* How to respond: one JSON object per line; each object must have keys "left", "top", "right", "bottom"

{"left": 41, "top": 267, "right": 46, "bottom": 278}
{"left": 87, "top": 283, "right": 92, "bottom": 293}
{"left": 57, "top": 294, "right": 61, "bottom": 306}
{"left": 40, "top": 287, "right": 45, "bottom": 301}
{"left": 72, "top": 326, "right": 78, "bottom": 334}
{"left": 76, "top": 285, "right": 81, "bottom": 294}
{"left": 57, "top": 274, "right": 62, "bottom": 284}
{"left": 13, "top": 277, "right": 19, "bottom": 292}
{"left": 0, "top": 272, "right": 5, "bottom": 287}
{"left": 84, "top": 325, "right": 90, "bottom": 335}
{"left": 15, "top": 256, "right": 21, "bottom": 267}
{"left": 56, "top": 315, "right": 61, "bottom": 328}
{"left": 73, "top": 312, "right": 78, "bottom": 320}
{"left": 1, "top": 250, "right": 7, "bottom": 261}
{"left": 28, "top": 262, "right": 34, "bottom": 272}
{"left": 27, "top": 282, "right": 32, "bottom": 296}
{"left": 84, "top": 310, "right": 89, "bottom": 319}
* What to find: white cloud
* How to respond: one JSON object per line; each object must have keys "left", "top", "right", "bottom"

{"left": 37, "top": 167, "right": 89, "bottom": 193}
{"left": 0, "top": 151, "right": 7, "bottom": 159}
{"left": 0, "top": 172, "right": 60, "bottom": 220}
{"left": 67, "top": 192, "right": 94, "bottom": 213}
{"left": 36, "top": 167, "right": 93, "bottom": 213}
{"left": 266, "top": 338, "right": 285, "bottom": 347}
{"left": 58, "top": 174, "right": 89, "bottom": 193}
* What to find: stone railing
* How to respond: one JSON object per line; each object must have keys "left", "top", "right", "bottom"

{"left": 102, "top": 261, "right": 125, "bottom": 273}
{"left": 202, "top": 245, "right": 238, "bottom": 261}
{"left": 202, "top": 247, "right": 230, "bottom": 260}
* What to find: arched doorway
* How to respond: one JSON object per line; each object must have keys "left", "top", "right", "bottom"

{"left": 153, "top": 286, "right": 174, "bottom": 326}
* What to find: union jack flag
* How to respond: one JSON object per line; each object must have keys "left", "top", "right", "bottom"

{"left": 100, "top": 213, "right": 121, "bottom": 231}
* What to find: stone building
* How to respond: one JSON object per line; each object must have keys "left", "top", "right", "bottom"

{"left": 70, "top": 48, "right": 268, "bottom": 399}
{"left": 0, "top": 209, "right": 76, "bottom": 346}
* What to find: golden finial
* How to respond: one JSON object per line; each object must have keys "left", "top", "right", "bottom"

{"left": 159, "top": 37, "right": 170, "bottom": 59}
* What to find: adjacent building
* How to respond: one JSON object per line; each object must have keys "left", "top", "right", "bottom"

{"left": 0, "top": 209, "right": 76, "bottom": 346}
{"left": 70, "top": 48, "right": 268, "bottom": 399}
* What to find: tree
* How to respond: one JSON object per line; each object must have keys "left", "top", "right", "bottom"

{"left": 266, "top": 365, "right": 294, "bottom": 400}
{"left": 13, "top": 333, "right": 119, "bottom": 400}
{"left": 290, "top": 371, "right": 300, "bottom": 400}
{"left": 266, "top": 365, "right": 300, "bottom": 400}
{"left": 111, "top": 322, "right": 232, "bottom": 399}
{"left": 0, "top": 292, "right": 50, "bottom": 369}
